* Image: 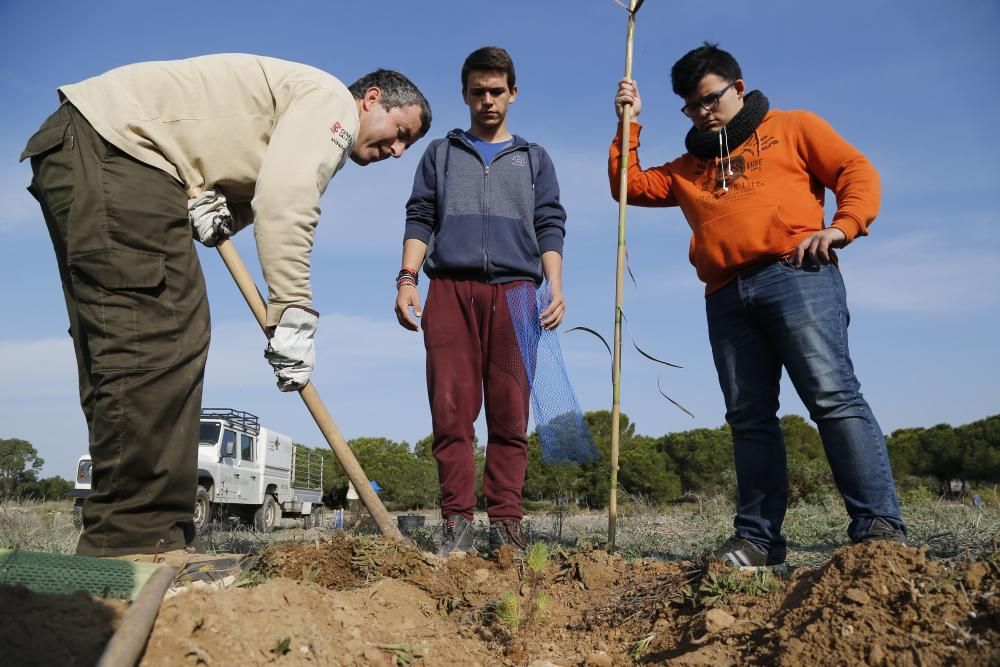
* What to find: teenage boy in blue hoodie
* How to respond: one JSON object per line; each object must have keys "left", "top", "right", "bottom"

{"left": 395, "top": 46, "right": 567, "bottom": 556}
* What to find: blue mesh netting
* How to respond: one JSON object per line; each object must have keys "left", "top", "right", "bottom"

{"left": 506, "top": 283, "right": 598, "bottom": 464}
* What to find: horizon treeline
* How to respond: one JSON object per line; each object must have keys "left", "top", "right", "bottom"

{"left": 314, "top": 412, "right": 1000, "bottom": 511}
{"left": 3, "top": 412, "right": 996, "bottom": 508}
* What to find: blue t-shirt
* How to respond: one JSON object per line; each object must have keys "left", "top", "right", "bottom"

{"left": 464, "top": 130, "right": 513, "bottom": 165}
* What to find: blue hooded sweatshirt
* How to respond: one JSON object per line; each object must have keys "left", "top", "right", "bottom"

{"left": 404, "top": 129, "right": 566, "bottom": 284}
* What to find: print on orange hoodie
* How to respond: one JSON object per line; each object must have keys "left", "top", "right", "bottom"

{"left": 609, "top": 109, "right": 880, "bottom": 295}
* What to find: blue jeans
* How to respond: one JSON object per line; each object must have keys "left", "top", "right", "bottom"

{"left": 706, "top": 259, "right": 905, "bottom": 557}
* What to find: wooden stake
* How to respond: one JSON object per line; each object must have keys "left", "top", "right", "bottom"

{"left": 609, "top": 0, "right": 643, "bottom": 552}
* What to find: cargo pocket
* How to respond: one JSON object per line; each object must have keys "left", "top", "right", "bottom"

{"left": 68, "top": 248, "right": 180, "bottom": 372}
{"left": 20, "top": 115, "right": 75, "bottom": 214}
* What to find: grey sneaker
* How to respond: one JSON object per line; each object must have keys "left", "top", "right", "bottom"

{"left": 856, "top": 517, "right": 907, "bottom": 545}
{"left": 712, "top": 536, "right": 787, "bottom": 573}
{"left": 176, "top": 554, "right": 247, "bottom": 585}
{"left": 438, "top": 515, "right": 476, "bottom": 557}
{"left": 488, "top": 520, "right": 528, "bottom": 554}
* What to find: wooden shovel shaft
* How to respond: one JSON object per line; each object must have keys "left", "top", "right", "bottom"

{"left": 215, "top": 239, "right": 402, "bottom": 540}
{"left": 96, "top": 565, "right": 176, "bottom": 667}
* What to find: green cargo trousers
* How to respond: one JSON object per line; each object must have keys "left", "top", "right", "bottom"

{"left": 21, "top": 103, "right": 211, "bottom": 556}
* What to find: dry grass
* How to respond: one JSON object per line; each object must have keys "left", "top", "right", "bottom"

{"left": 526, "top": 490, "right": 1000, "bottom": 568}
{"left": 3, "top": 492, "right": 996, "bottom": 569}
{"left": 0, "top": 498, "right": 79, "bottom": 554}
{"left": 194, "top": 520, "right": 272, "bottom": 555}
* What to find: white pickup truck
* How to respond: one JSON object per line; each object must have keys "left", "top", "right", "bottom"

{"left": 71, "top": 408, "right": 325, "bottom": 533}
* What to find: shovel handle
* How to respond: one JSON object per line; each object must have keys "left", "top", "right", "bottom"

{"left": 215, "top": 239, "right": 402, "bottom": 540}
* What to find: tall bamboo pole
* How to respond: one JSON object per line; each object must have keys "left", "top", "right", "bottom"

{"left": 215, "top": 239, "right": 403, "bottom": 540}
{"left": 609, "top": 0, "right": 643, "bottom": 552}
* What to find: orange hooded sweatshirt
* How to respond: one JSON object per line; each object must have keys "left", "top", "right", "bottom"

{"left": 609, "top": 110, "right": 880, "bottom": 294}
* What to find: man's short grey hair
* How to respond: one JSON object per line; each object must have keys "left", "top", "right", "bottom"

{"left": 348, "top": 69, "right": 432, "bottom": 138}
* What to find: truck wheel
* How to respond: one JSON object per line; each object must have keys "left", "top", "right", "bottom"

{"left": 193, "top": 486, "right": 211, "bottom": 534}
{"left": 304, "top": 506, "right": 324, "bottom": 529}
{"left": 254, "top": 494, "right": 278, "bottom": 533}
{"left": 72, "top": 498, "right": 84, "bottom": 531}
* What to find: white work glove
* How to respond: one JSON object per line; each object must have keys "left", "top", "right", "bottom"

{"left": 188, "top": 190, "right": 237, "bottom": 247}
{"left": 264, "top": 306, "right": 319, "bottom": 392}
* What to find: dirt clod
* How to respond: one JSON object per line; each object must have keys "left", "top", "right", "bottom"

{"left": 584, "top": 651, "right": 614, "bottom": 666}
{"left": 704, "top": 608, "right": 736, "bottom": 633}
{"left": 843, "top": 587, "right": 871, "bottom": 605}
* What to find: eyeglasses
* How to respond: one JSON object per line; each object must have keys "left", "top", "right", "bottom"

{"left": 680, "top": 82, "right": 736, "bottom": 118}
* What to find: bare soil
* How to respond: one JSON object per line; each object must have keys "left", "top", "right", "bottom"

{"left": 2, "top": 536, "right": 997, "bottom": 666}
{"left": 0, "top": 584, "right": 128, "bottom": 666}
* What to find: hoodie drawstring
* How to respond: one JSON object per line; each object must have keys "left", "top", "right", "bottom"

{"left": 723, "top": 127, "right": 733, "bottom": 177}
{"left": 718, "top": 127, "right": 733, "bottom": 193}
{"left": 526, "top": 146, "right": 536, "bottom": 190}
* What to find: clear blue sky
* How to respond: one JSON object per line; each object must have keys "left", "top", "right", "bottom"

{"left": 1, "top": 1, "right": 998, "bottom": 478}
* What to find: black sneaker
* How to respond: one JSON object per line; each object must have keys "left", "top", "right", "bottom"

{"left": 855, "top": 517, "right": 907, "bottom": 545}
{"left": 488, "top": 520, "right": 528, "bottom": 554}
{"left": 712, "top": 536, "right": 787, "bottom": 573}
{"left": 438, "top": 515, "right": 476, "bottom": 557}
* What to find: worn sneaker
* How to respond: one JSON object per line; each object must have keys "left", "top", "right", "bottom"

{"left": 175, "top": 554, "right": 247, "bottom": 585}
{"left": 712, "top": 536, "right": 787, "bottom": 573}
{"left": 108, "top": 549, "right": 247, "bottom": 585}
{"left": 488, "top": 520, "right": 528, "bottom": 555}
{"left": 438, "top": 515, "right": 476, "bottom": 557}
{"left": 855, "top": 517, "right": 907, "bottom": 545}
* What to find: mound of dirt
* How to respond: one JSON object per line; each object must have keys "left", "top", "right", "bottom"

{"left": 143, "top": 577, "right": 495, "bottom": 666}
{"left": 766, "top": 541, "right": 998, "bottom": 665}
{"left": 254, "top": 533, "right": 437, "bottom": 590}
{"left": 639, "top": 541, "right": 999, "bottom": 666}
{"left": 144, "top": 539, "right": 684, "bottom": 666}
{"left": 3, "top": 537, "right": 996, "bottom": 666}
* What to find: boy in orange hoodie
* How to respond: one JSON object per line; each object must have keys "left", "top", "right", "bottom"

{"left": 610, "top": 43, "right": 906, "bottom": 570}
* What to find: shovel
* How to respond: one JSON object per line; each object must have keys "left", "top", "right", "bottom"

{"left": 215, "top": 239, "right": 402, "bottom": 540}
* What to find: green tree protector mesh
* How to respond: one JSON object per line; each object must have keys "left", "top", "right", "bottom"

{"left": 0, "top": 548, "right": 160, "bottom": 600}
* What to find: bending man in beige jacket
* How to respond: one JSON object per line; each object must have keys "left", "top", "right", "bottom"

{"left": 20, "top": 54, "right": 431, "bottom": 559}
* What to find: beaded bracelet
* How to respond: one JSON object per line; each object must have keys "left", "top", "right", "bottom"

{"left": 396, "top": 267, "right": 419, "bottom": 289}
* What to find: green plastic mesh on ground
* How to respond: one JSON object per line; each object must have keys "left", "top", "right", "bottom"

{"left": 0, "top": 548, "right": 161, "bottom": 600}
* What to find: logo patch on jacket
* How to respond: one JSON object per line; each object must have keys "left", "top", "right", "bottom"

{"left": 329, "top": 121, "right": 354, "bottom": 150}
{"left": 511, "top": 154, "right": 527, "bottom": 167}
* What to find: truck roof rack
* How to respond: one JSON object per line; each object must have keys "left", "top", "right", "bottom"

{"left": 200, "top": 409, "right": 260, "bottom": 436}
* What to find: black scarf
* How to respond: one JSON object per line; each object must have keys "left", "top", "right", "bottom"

{"left": 684, "top": 90, "right": 770, "bottom": 160}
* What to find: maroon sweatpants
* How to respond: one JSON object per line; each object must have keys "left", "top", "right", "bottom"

{"left": 423, "top": 278, "right": 532, "bottom": 522}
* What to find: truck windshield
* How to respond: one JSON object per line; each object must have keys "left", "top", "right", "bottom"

{"left": 199, "top": 421, "right": 221, "bottom": 447}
